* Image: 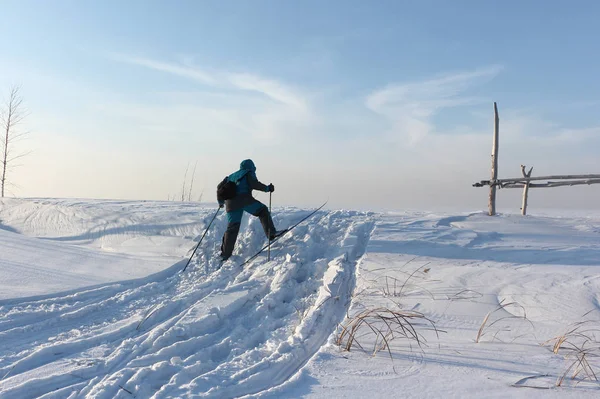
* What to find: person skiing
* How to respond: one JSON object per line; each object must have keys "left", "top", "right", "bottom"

{"left": 218, "top": 159, "right": 283, "bottom": 261}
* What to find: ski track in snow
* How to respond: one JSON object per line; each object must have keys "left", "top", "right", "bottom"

{"left": 4, "top": 200, "right": 600, "bottom": 398}
{"left": 0, "top": 199, "right": 375, "bottom": 398}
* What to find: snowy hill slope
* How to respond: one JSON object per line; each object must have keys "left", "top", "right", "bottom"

{"left": 0, "top": 198, "right": 209, "bottom": 299}
{"left": 0, "top": 199, "right": 373, "bottom": 398}
{"left": 1, "top": 199, "right": 600, "bottom": 398}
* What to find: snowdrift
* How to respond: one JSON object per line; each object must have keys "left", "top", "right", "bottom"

{"left": 1, "top": 199, "right": 600, "bottom": 398}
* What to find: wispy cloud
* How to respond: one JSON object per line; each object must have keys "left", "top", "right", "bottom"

{"left": 228, "top": 73, "right": 308, "bottom": 111}
{"left": 113, "top": 54, "right": 217, "bottom": 85}
{"left": 366, "top": 65, "right": 503, "bottom": 143}
{"left": 106, "top": 54, "right": 314, "bottom": 141}
{"left": 112, "top": 54, "right": 308, "bottom": 112}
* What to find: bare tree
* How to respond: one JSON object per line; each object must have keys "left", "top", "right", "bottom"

{"left": 168, "top": 161, "right": 201, "bottom": 201}
{"left": 1, "top": 86, "right": 28, "bottom": 197}
{"left": 180, "top": 162, "right": 189, "bottom": 201}
{"left": 179, "top": 161, "right": 201, "bottom": 201}
{"left": 187, "top": 161, "right": 198, "bottom": 201}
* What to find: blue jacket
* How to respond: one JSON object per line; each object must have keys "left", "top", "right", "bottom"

{"left": 228, "top": 159, "right": 257, "bottom": 194}
{"left": 221, "top": 159, "right": 269, "bottom": 212}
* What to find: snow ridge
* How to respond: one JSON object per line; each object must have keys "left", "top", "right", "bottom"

{"left": 0, "top": 203, "right": 374, "bottom": 399}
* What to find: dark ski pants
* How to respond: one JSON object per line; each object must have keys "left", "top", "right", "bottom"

{"left": 220, "top": 202, "right": 275, "bottom": 259}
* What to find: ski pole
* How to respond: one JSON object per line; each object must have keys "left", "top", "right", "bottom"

{"left": 182, "top": 207, "right": 221, "bottom": 272}
{"left": 267, "top": 191, "right": 272, "bottom": 261}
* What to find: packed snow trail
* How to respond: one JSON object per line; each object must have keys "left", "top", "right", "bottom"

{"left": 5, "top": 200, "right": 600, "bottom": 398}
{"left": 0, "top": 199, "right": 374, "bottom": 398}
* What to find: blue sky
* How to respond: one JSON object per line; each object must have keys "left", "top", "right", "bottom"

{"left": 2, "top": 1, "right": 600, "bottom": 210}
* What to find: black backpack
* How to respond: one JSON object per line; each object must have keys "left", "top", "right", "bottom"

{"left": 217, "top": 176, "right": 237, "bottom": 202}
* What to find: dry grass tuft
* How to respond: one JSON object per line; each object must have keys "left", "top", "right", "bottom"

{"left": 543, "top": 315, "right": 600, "bottom": 387}
{"left": 543, "top": 319, "right": 600, "bottom": 354}
{"left": 376, "top": 260, "right": 434, "bottom": 300}
{"left": 476, "top": 300, "right": 532, "bottom": 343}
{"left": 336, "top": 307, "right": 439, "bottom": 359}
{"left": 449, "top": 289, "right": 483, "bottom": 301}
{"left": 556, "top": 350, "right": 598, "bottom": 387}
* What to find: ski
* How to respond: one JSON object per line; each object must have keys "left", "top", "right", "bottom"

{"left": 237, "top": 201, "right": 328, "bottom": 268}
{"left": 136, "top": 303, "right": 160, "bottom": 331}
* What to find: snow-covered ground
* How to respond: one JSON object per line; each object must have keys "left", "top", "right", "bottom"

{"left": 1, "top": 198, "right": 599, "bottom": 398}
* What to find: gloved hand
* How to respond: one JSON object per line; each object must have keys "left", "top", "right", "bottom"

{"left": 218, "top": 202, "right": 224, "bottom": 208}
{"left": 267, "top": 183, "right": 275, "bottom": 193}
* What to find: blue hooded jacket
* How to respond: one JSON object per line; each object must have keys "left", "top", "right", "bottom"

{"left": 221, "top": 159, "right": 270, "bottom": 212}
{"left": 228, "top": 159, "right": 257, "bottom": 195}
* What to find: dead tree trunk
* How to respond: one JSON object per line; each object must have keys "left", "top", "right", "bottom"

{"left": 520, "top": 165, "right": 533, "bottom": 215}
{"left": 1, "top": 109, "right": 8, "bottom": 197}
{"left": 488, "top": 102, "right": 499, "bottom": 216}
{"left": 1, "top": 86, "right": 27, "bottom": 198}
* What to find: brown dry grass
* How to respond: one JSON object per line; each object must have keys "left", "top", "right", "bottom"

{"left": 376, "top": 260, "right": 432, "bottom": 299}
{"left": 476, "top": 300, "right": 532, "bottom": 343}
{"left": 556, "top": 351, "right": 598, "bottom": 387}
{"left": 543, "top": 315, "right": 600, "bottom": 387}
{"left": 336, "top": 307, "right": 439, "bottom": 358}
{"left": 544, "top": 319, "right": 600, "bottom": 354}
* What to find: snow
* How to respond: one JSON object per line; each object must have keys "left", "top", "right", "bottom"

{"left": 1, "top": 198, "right": 600, "bottom": 398}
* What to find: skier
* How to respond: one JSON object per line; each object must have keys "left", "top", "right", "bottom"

{"left": 218, "top": 159, "right": 283, "bottom": 261}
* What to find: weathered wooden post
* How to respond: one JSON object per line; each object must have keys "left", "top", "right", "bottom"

{"left": 473, "top": 104, "right": 600, "bottom": 212}
{"left": 520, "top": 165, "right": 533, "bottom": 215}
{"left": 489, "top": 102, "right": 499, "bottom": 215}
